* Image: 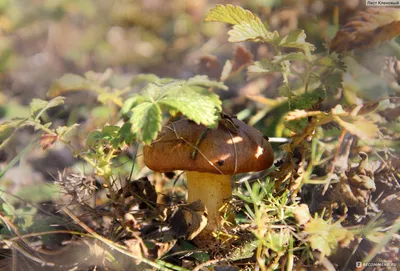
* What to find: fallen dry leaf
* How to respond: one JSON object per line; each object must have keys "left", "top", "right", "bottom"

{"left": 169, "top": 200, "right": 208, "bottom": 240}
{"left": 379, "top": 191, "right": 400, "bottom": 215}
{"left": 330, "top": 8, "right": 400, "bottom": 53}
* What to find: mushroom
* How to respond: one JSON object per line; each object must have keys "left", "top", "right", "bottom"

{"left": 143, "top": 118, "right": 274, "bottom": 237}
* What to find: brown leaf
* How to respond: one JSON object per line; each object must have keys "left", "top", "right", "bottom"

{"left": 350, "top": 101, "right": 380, "bottom": 115}
{"left": 330, "top": 8, "right": 400, "bottom": 53}
{"left": 169, "top": 200, "right": 208, "bottom": 240}
{"left": 338, "top": 153, "right": 376, "bottom": 215}
{"left": 40, "top": 134, "right": 58, "bottom": 151}
{"left": 155, "top": 240, "right": 177, "bottom": 259}
{"left": 379, "top": 191, "right": 400, "bottom": 215}
{"left": 196, "top": 55, "right": 221, "bottom": 79}
{"left": 231, "top": 45, "right": 253, "bottom": 73}
{"left": 124, "top": 235, "right": 149, "bottom": 264}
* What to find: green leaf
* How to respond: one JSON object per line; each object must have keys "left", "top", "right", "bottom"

{"left": 119, "top": 122, "right": 135, "bottom": 144}
{"left": 30, "top": 96, "right": 65, "bottom": 120}
{"left": 186, "top": 75, "right": 228, "bottom": 90}
{"left": 130, "top": 102, "right": 162, "bottom": 144}
{"left": 321, "top": 71, "right": 343, "bottom": 95}
{"left": 229, "top": 240, "right": 258, "bottom": 261}
{"left": 1, "top": 203, "right": 13, "bottom": 216}
{"left": 291, "top": 90, "right": 325, "bottom": 110}
{"left": 316, "top": 55, "right": 346, "bottom": 70}
{"left": 101, "top": 126, "right": 121, "bottom": 148}
{"left": 205, "top": 4, "right": 266, "bottom": 26}
{"left": 86, "top": 126, "right": 122, "bottom": 148}
{"left": 159, "top": 86, "right": 220, "bottom": 126}
{"left": 121, "top": 95, "right": 146, "bottom": 117}
{"left": 277, "top": 85, "right": 293, "bottom": 97}
{"left": 54, "top": 124, "right": 78, "bottom": 140}
{"left": 205, "top": 4, "right": 277, "bottom": 43}
{"left": 228, "top": 21, "right": 274, "bottom": 43}
{"left": 247, "top": 58, "right": 283, "bottom": 79}
{"left": 130, "top": 74, "right": 175, "bottom": 86}
{"left": 124, "top": 76, "right": 224, "bottom": 143}
{"left": 86, "top": 130, "right": 103, "bottom": 148}
{"left": 48, "top": 74, "right": 91, "bottom": 97}
{"left": 15, "top": 206, "right": 37, "bottom": 231}
{"left": 131, "top": 73, "right": 161, "bottom": 85}
{"left": 279, "top": 30, "right": 315, "bottom": 52}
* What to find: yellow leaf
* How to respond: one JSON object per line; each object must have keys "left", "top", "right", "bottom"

{"left": 333, "top": 116, "right": 379, "bottom": 140}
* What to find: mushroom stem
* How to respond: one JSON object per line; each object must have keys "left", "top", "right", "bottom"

{"left": 186, "top": 171, "right": 233, "bottom": 232}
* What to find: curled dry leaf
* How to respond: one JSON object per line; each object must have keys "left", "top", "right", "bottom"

{"left": 124, "top": 235, "right": 149, "bottom": 264}
{"left": 220, "top": 46, "right": 253, "bottom": 81}
{"left": 169, "top": 200, "right": 208, "bottom": 240}
{"left": 379, "top": 191, "right": 400, "bottom": 215}
{"left": 330, "top": 8, "right": 400, "bottom": 53}
{"left": 40, "top": 133, "right": 58, "bottom": 151}
{"left": 338, "top": 153, "right": 376, "bottom": 215}
{"left": 231, "top": 46, "right": 253, "bottom": 73}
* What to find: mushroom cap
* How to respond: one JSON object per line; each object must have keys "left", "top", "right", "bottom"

{"left": 144, "top": 118, "right": 274, "bottom": 174}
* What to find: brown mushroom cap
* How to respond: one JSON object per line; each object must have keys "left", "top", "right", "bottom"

{"left": 144, "top": 118, "right": 274, "bottom": 174}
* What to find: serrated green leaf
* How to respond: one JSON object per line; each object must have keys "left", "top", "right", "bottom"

{"left": 1, "top": 203, "right": 13, "bottom": 216}
{"left": 29, "top": 99, "right": 47, "bottom": 118}
{"left": 119, "top": 122, "right": 135, "bottom": 144}
{"left": 279, "top": 30, "right": 315, "bottom": 52}
{"left": 125, "top": 76, "right": 224, "bottom": 143}
{"left": 291, "top": 90, "right": 325, "bottom": 110}
{"left": 30, "top": 96, "right": 65, "bottom": 121}
{"left": 143, "top": 83, "right": 176, "bottom": 102}
{"left": 97, "top": 91, "right": 124, "bottom": 106}
{"left": 121, "top": 95, "right": 146, "bottom": 116}
{"left": 228, "top": 21, "right": 275, "bottom": 43}
{"left": 130, "top": 102, "right": 162, "bottom": 144}
{"left": 247, "top": 59, "right": 283, "bottom": 79}
{"left": 186, "top": 75, "right": 228, "bottom": 90}
{"left": 205, "top": 4, "right": 277, "bottom": 43}
{"left": 55, "top": 124, "right": 79, "bottom": 138}
{"left": 205, "top": 4, "right": 265, "bottom": 26}
{"left": 86, "top": 130, "right": 103, "bottom": 148}
{"left": 316, "top": 55, "right": 346, "bottom": 70}
{"left": 159, "top": 86, "right": 220, "bottom": 126}
{"left": 229, "top": 240, "right": 258, "bottom": 261}
{"left": 321, "top": 71, "right": 343, "bottom": 95}
{"left": 48, "top": 74, "right": 91, "bottom": 98}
